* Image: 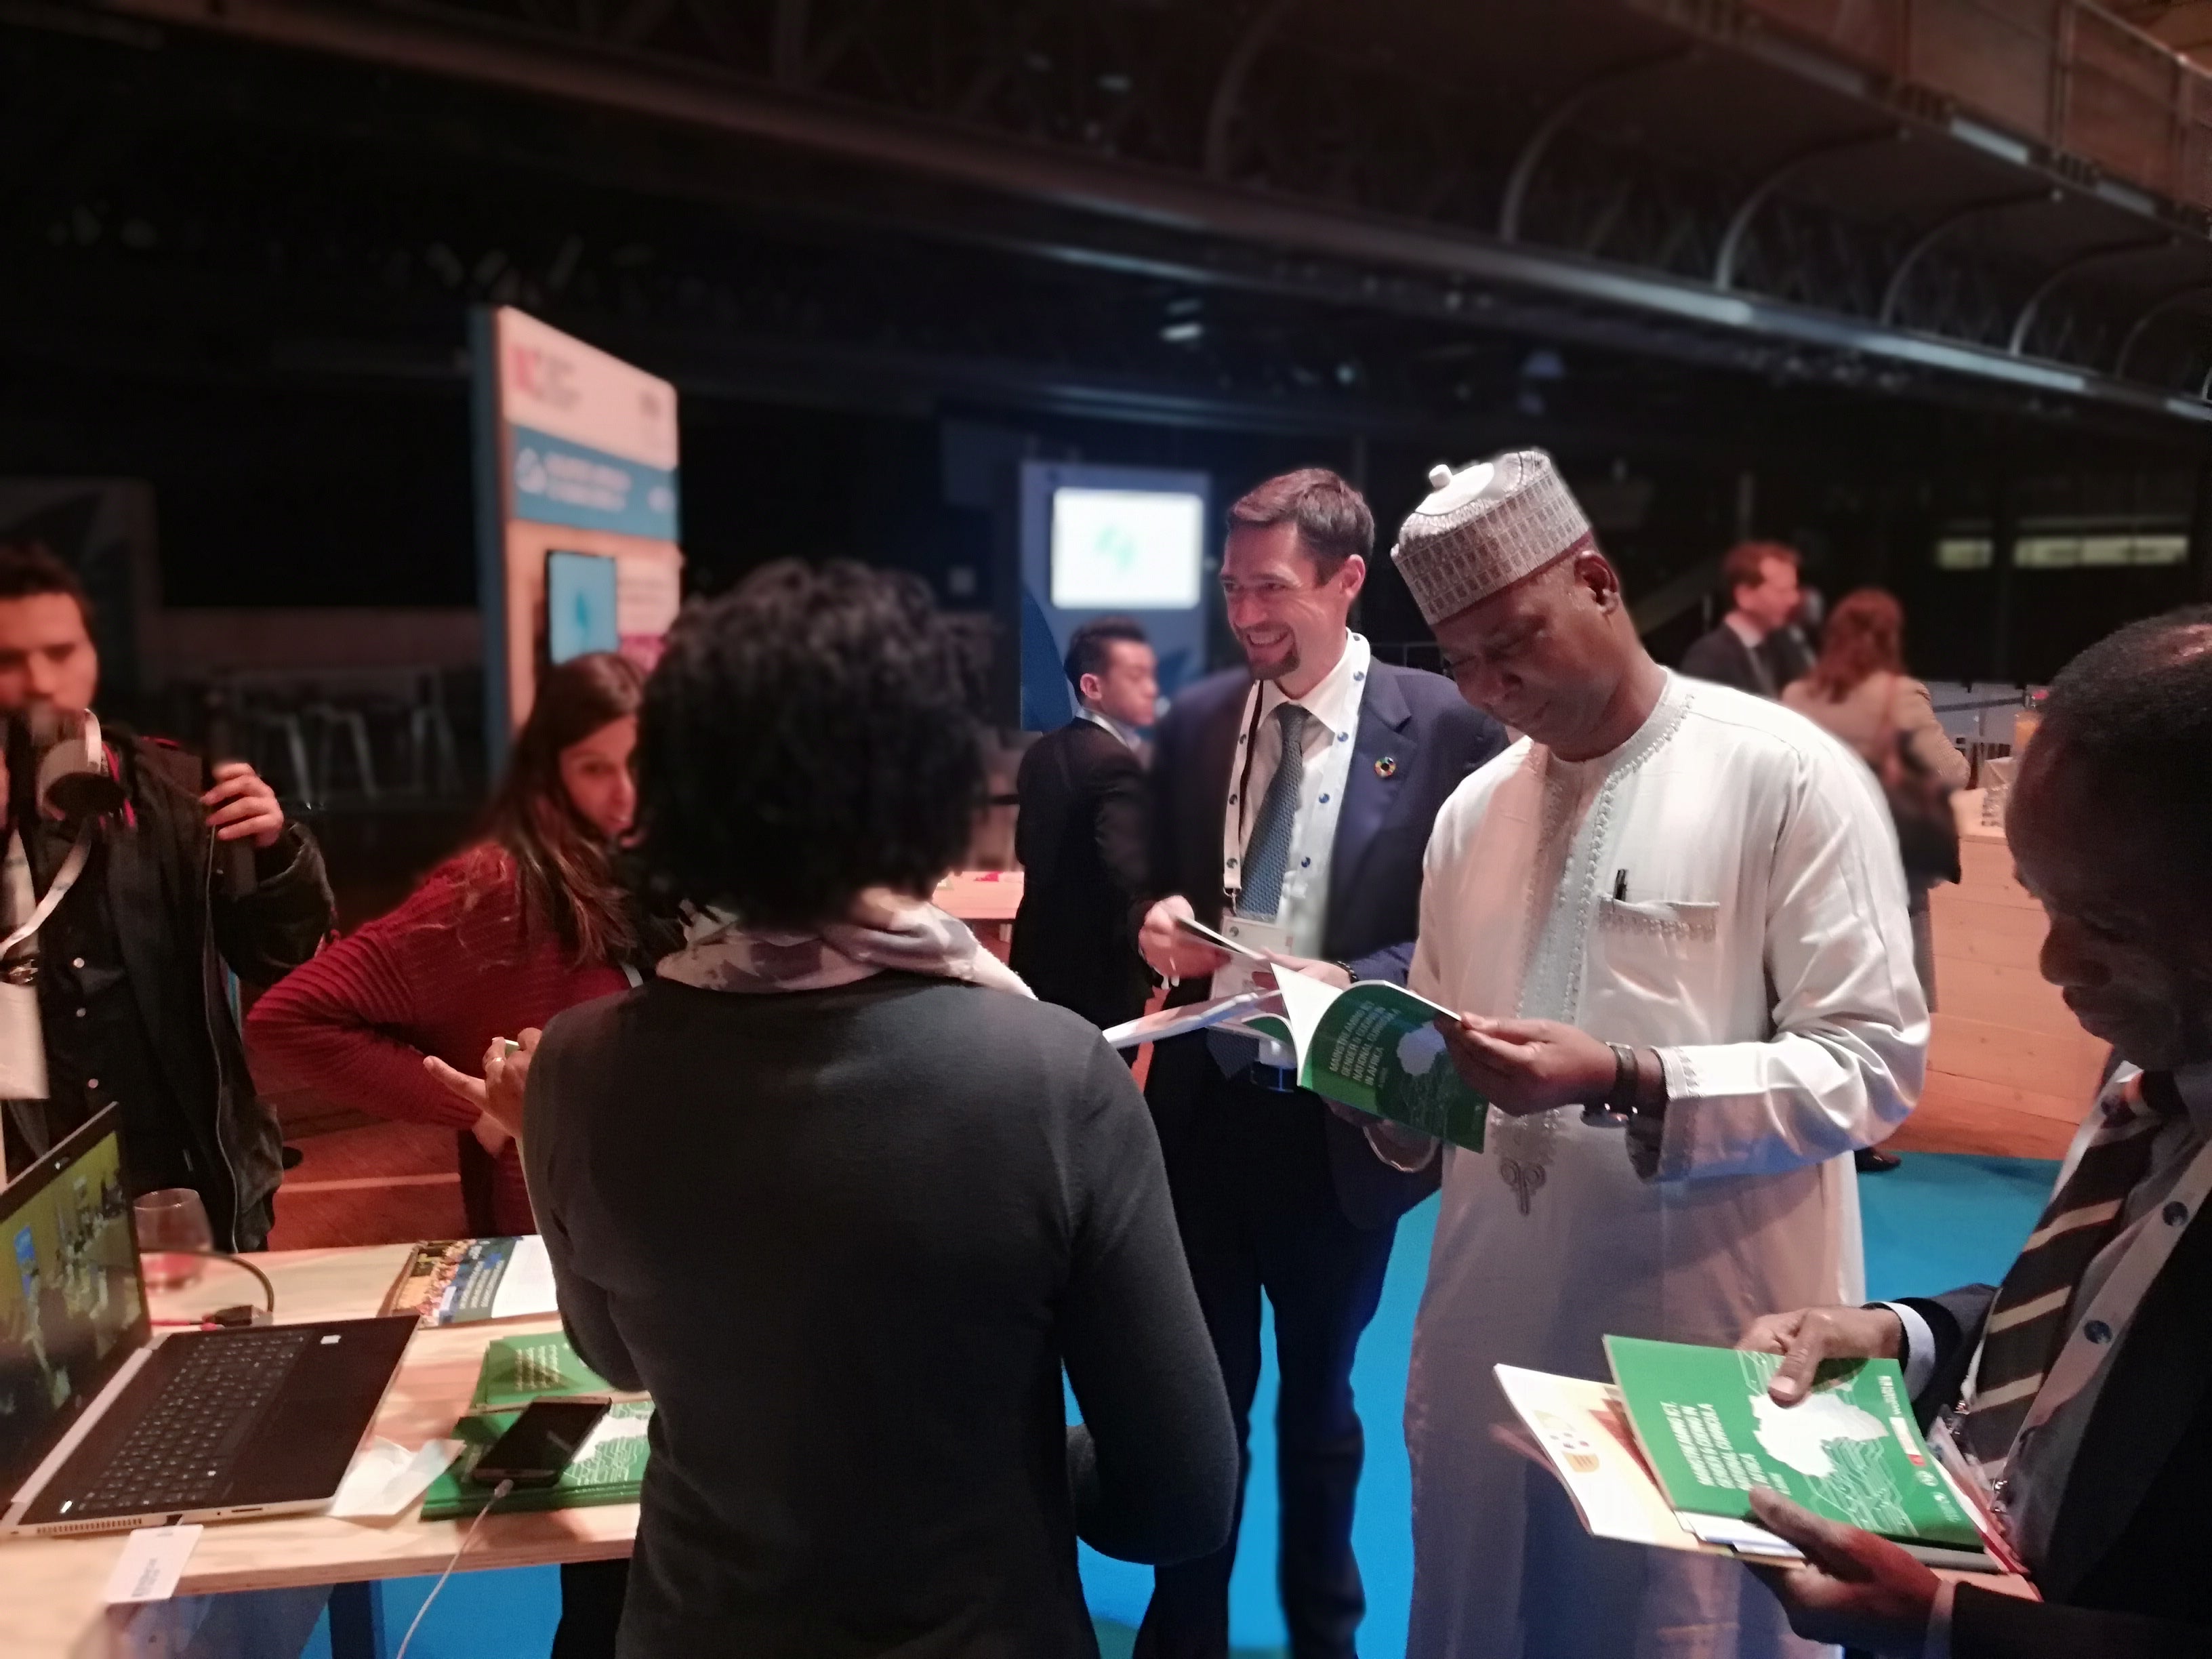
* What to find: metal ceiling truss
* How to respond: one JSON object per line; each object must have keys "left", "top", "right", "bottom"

{"left": 46, "top": 0, "right": 2212, "bottom": 426}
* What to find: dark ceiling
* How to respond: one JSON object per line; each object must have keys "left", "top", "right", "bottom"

{"left": 28, "top": 0, "right": 2212, "bottom": 430}
{"left": 2, "top": 0, "right": 2209, "bottom": 684}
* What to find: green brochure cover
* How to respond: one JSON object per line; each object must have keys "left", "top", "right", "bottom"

{"left": 421, "top": 1400, "right": 653, "bottom": 1519}
{"left": 470, "top": 1331, "right": 626, "bottom": 1410}
{"left": 1258, "top": 971, "right": 1488, "bottom": 1152}
{"left": 1604, "top": 1336, "right": 1982, "bottom": 1551}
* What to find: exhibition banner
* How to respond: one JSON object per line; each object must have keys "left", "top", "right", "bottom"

{"left": 508, "top": 425, "right": 679, "bottom": 542}
{"left": 472, "top": 307, "right": 684, "bottom": 761}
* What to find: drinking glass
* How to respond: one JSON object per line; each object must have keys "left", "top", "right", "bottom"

{"left": 133, "top": 1189, "right": 213, "bottom": 1292}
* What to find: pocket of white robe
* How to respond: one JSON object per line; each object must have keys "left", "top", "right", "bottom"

{"left": 1594, "top": 897, "right": 1719, "bottom": 941}
{"left": 1592, "top": 897, "right": 1721, "bottom": 1005}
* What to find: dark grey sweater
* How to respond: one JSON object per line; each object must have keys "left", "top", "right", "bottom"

{"left": 523, "top": 972, "right": 1237, "bottom": 1658}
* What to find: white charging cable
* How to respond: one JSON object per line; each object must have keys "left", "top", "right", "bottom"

{"left": 390, "top": 1479, "right": 514, "bottom": 1659}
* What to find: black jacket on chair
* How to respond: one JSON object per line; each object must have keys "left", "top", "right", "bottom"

{"left": 1010, "top": 717, "right": 1153, "bottom": 1031}
{"left": 1897, "top": 1190, "right": 2212, "bottom": 1656}
{"left": 1141, "top": 661, "right": 1506, "bottom": 1230}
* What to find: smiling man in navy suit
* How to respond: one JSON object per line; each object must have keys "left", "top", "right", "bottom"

{"left": 1132, "top": 469, "right": 1506, "bottom": 1659}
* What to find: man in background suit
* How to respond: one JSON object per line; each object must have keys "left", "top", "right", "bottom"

{"left": 1737, "top": 606, "right": 2212, "bottom": 1656}
{"left": 1133, "top": 468, "right": 1507, "bottom": 1659}
{"left": 1683, "top": 540, "right": 1902, "bottom": 1174}
{"left": 1011, "top": 616, "right": 1156, "bottom": 1032}
{"left": 1681, "top": 541, "right": 1814, "bottom": 697}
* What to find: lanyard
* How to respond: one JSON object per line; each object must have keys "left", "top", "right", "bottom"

{"left": 1, "top": 826, "right": 92, "bottom": 958}
{"left": 1230, "top": 688, "right": 1265, "bottom": 845}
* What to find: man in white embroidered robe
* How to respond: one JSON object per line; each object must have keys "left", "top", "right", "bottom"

{"left": 1374, "top": 453, "right": 1929, "bottom": 1659}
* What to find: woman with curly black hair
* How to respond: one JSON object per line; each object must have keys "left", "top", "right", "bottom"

{"left": 510, "top": 560, "right": 1235, "bottom": 1658}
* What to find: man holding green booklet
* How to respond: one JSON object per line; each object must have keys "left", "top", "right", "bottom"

{"left": 1735, "top": 611, "right": 2212, "bottom": 1658}
{"left": 1369, "top": 452, "right": 1929, "bottom": 1659}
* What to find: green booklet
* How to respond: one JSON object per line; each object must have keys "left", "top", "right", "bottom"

{"left": 421, "top": 1400, "right": 653, "bottom": 1519}
{"left": 470, "top": 1331, "right": 638, "bottom": 1410}
{"left": 1604, "top": 1336, "right": 1982, "bottom": 1552}
{"left": 1246, "top": 969, "right": 1489, "bottom": 1151}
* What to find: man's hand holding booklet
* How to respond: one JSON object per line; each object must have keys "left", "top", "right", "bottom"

{"left": 1101, "top": 941, "right": 1491, "bottom": 1152}
{"left": 1494, "top": 1337, "right": 2034, "bottom": 1600}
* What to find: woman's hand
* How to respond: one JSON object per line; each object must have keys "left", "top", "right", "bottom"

{"left": 478, "top": 1029, "right": 539, "bottom": 1139}
{"left": 424, "top": 1027, "right": 543, "bottom": 1145}
{"left": 468, "top": 1112, "right": 512, "bottom": 1161}
{"left": 424, "top": 1052, "right": 485, "bottom": 1112}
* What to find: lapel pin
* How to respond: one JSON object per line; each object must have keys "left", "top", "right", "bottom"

{"left": 1374, "top": 756, "right": 1398, "bottom": 779}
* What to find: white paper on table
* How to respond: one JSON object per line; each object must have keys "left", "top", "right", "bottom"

{"left": 102, "top": 1524, "right": 203, "bottom": 1603}
{"left": 328, "top": 1437, "right": 466, "bottom": 1519}
{"left": 488, "top": 1235, "right": 558, "bottom": 1319}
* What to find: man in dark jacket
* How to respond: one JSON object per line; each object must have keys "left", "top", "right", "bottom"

{"left": 0, "top": 542, "right": 331, "bottom": 1250}
{"left": 1679, "top": 539, "right": 1814, "bottom": 696}
{"left": 1010, "top": 616, "right": 1155, "bottom": 1033}
{"left": 1133, "top": 470, "right": 1507, "bottom": 1659}
{"left": 1735, "top": 607, "right": 2212, "bottom": 1658}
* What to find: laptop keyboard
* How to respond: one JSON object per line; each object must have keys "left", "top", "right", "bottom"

{"left": 70, "top": 1327, "right": 313, "bottom": 1517}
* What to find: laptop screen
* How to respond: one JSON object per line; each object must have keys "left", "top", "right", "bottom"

{"left": 0, "top": 1110, "right": 147, "bottom": 1502}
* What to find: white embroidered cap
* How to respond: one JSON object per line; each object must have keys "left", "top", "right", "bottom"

{"left": 1390, "top": 449, "right": 1595, "bottom": 626}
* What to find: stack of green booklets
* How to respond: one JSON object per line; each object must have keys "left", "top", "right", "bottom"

{"left": 1496, "top": 1337, "right": 1999, "bottom": 1572}
{"left": 420, "top": 1332, "right": 654, "bottom": 1520}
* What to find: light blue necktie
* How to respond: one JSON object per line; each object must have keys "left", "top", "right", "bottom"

{"left": 1210, "top": 703, "right": 1309, "bottom": 1077}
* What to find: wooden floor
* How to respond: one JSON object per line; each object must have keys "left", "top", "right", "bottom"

{"left": 267, "top": 1116, "right": 466, "bottom": 1248}
{"left": 1888, "top": 1073, "right": 2074, "bottom": 1159}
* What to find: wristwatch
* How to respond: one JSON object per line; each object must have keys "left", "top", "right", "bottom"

{"left": 1604, "top": 1042, "right": 1668, "bottom": 1119}
{"left": 1603, "top": 1042, "right": 1637, "bottom": 1112}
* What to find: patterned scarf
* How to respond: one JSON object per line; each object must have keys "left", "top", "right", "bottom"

{"left": 655, "top": 886, "right": 1034, "bottom": 1000}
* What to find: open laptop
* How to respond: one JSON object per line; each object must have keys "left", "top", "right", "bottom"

{"left": 1, "top": 1108, "right": 417, "bottom": 1538}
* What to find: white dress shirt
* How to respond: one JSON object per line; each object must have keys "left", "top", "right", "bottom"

{"left": 1078, "top": 705, "right": 1144, "bottom": 753}
{"left": 1218, "top": 631, "right": 1371, "bottom": 960}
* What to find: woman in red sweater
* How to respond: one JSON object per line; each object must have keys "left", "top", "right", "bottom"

{"left": 249, "top": 652, "right": 645, "bottom": 1236}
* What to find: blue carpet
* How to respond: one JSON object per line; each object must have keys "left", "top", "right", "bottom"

{"left": 1860, "top": 1153, "right": 2057, "bottom": 1303}
{"left": 306, "top": 1153, "right": 2059, "bottom": 1659}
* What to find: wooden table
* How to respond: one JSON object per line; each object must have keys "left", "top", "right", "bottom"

{"left": 935, "top": 869, "right": 1024, "bottom": 964}
{"left": 1917, "top": 790, "right": 2104, "bottom": 1158}
{"left": 1, "top": 1244, "right": 630, "bottom": 1659}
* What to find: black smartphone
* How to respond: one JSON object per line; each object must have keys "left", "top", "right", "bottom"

{"left": 467, "top": 1398, "right": 611, "bottom": 1489}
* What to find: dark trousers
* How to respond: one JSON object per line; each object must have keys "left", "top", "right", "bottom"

{"left": 456, "top": 1130, "right": 499, "bottom": 1236}
{"left": 551, "top": 1559, "right": 630, "bottom": 1658}
{"left": 1136, "top": 1071, "right": 1397, "bottom": 1659}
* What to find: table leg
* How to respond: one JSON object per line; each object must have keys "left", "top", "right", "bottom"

{"left": 326, "top": 1581, "right": 384, "bottom": 1659}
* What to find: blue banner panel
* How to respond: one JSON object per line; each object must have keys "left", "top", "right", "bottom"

{"left": 509, "top": 425, "right": 680, "bottom": 541}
